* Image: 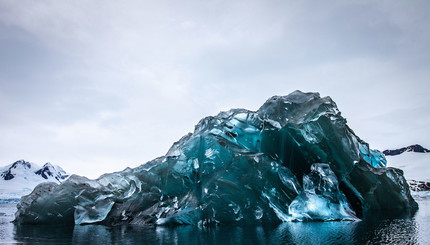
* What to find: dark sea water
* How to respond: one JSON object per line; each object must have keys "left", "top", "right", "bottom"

{"left": 1, "top": 197, "right": 430, "bottom": 244}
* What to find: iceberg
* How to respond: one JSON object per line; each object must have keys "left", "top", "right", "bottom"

{"left": 14, "top": 91, "right": 417, "bottom": 226}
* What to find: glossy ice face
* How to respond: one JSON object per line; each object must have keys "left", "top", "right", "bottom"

{"left": 14, "top": 91, "right": 417, "bottom": 226}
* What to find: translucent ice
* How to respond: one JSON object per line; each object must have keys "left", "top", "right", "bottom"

{"left": 289, "top": 164, "right": 358, "bottom": 221}
{"left": 14, "top": 91, "right": 417, "bottom": 226}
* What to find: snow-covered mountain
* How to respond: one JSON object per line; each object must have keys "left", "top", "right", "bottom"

{"left": 385, "top": 145, "right": 430, "bottom": 191}
{"left": 0, "top": 160, "right": 69, "bottom": 201}
{"left": 383, "top": 144, "right": 430, "bottom": 156}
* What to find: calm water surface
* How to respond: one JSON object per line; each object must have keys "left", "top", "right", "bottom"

{"left": 1, "top": 197, "right": 430, "bottom": 244}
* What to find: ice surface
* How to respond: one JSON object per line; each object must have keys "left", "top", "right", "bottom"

{"left": 289, "top": 164, "right": 358, "bottom": 221}
{"left": 14, "top": 91, "right": 417, "bottom": 226}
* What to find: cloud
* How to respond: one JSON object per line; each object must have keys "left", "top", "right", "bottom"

{"left": 0, "top": 0, "right": 429, "bottom": 177}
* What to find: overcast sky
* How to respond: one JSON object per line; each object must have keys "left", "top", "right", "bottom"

{"left": 1, "top": 0, "right": 429, "bottom": 178}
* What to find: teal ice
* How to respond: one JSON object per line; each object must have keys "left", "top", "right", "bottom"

{"left": 14, "top": 91, "right": 417, "bottom": 226}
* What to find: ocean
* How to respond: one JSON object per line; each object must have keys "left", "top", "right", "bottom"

{"left": 1, "top": 196, "right": 430, "bottom": 244}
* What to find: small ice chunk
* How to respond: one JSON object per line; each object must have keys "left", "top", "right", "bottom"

{"left": 254, "top": 206, "right": 263, "bottom": 220}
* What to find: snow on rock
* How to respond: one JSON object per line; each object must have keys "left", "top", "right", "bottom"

{"left": 383, "top": 144, "right": 430, "bottom": 156}
{"left": 0, "top": 160, "right": 69, "bottom": 200}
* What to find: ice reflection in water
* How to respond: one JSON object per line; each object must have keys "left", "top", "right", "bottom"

{"left": 14, "top": 224, "right": 74, "bottom": 244}
{"left": 273, "top": 221, "right": 357, "bottom": 244}
{"left": 8, "top": 199, "right": 430, "bottom": 244}
{"left": 10, "top": 219, "right": 418, "bottom": 245}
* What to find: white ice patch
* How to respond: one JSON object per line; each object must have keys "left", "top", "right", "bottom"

{"left": 265, "top": 119, "right": 282, "bottom": 129}
{"left": 205, "top": 148, "right": 217, "bottom": 159}
{"left": 386, "top": 152, "right": 430, "bottom": 182}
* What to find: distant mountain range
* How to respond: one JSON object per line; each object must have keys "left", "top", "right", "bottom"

{"left": 383, "top": 144, "right": 430, "bottom": 156}
{"left": 0, "top": 160, "right": 69, "bottom": 202}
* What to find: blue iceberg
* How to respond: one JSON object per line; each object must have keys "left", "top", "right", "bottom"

{"left": 14, "top": 91, "right": 417, "bottom": 226}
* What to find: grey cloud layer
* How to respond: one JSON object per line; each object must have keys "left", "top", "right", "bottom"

{"left": 0, "top": 0, "right": 429, "bottom": 178}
